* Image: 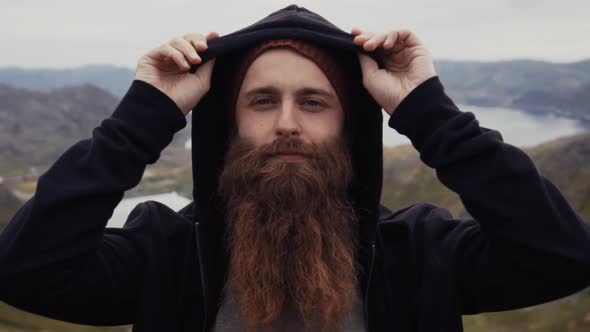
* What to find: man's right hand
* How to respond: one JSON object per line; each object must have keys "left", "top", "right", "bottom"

{"left": 135, "top": 32, "right": 220, "bottom": 115}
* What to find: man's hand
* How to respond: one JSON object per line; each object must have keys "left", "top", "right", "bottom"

{"left": 135, "top": 32, "right": 220, "bottom": 115}
{"left": 352, "top": 28, "right": 436, "bottom": 115}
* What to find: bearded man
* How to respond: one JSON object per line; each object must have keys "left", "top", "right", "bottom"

{"left": 1, "top": 4, "right": 589, "bottom": 332}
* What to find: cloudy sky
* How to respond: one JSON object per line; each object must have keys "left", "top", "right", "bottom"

{"left": 2, "top": 0, "right": 589, "bottom": 68}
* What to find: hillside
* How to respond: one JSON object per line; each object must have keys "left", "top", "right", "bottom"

{"left": 381, "top": 132, "right": 590, "bottom": 222}
{"left": 433, "top": 59, "right": 590, "bottom": 123}
{"left": 435, "top": 59, "right": 590, "bottom": 99}
{"left": 380, "top": 133, "right": 590, "bottom": 332}
{"left": 2, "top": 60, "right": 590, "bottom": 123}
{"left": 0, "top": 84, "right": 118, "bottom": 173}
{"left": 0, "top": 66, "right": 134, "bottom": 97}
{"left": 0, "top": 84, "right": 190, "bottom": 174}
{"left": 0, "top": 300, "right": 129, "bottom": 332}
{"left": 0, "top": 187, "right": 20, "bottom": 234}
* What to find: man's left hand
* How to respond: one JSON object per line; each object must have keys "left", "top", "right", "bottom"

{"left": 352, "top": 28, "right": 437, "bottom": 115}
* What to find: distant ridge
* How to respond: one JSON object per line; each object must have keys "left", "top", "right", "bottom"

{"left": 0, "top": 65, "right": 134, "bottom": 97}
{"left": 1, "top": 59, "right": 589, "bottom": 123}
{"left": 0, "top": 83, "right": 119, "bottom": 172}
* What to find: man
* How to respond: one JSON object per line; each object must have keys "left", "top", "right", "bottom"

{"left": 1, "top": 4, "right": 589, "bottom": 332}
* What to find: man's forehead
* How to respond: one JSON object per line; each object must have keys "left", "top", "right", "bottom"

{"left": 243, "top": 85, "right": 336, "bottom": 98}
{"left": 240, "top": 49, "right": 335, "bottom": 90}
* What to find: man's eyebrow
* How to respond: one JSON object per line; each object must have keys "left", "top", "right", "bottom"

{"left": 244, "top": 86, "right": 335, "bottom": 98}
{"left": 298, "top": 87, "right": 335, "bottom": 97}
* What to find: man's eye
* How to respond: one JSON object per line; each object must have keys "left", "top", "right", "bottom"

{"left": 303, "top": 99, "right": 324, "bottom": 110}
{"left": 253, "top": 98, "right": 274, "bottom": 106}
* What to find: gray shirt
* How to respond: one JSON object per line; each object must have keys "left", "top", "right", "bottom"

{"left": 213, "top": 286, "right": 366, "bottom": 331}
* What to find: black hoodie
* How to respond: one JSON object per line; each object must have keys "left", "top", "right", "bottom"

{"left": 1, "top": 4, "right": 589, "bottom": 332}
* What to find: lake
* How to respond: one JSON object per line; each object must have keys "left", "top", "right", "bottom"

{"left": 383, "top": 104, "right": 589, "bottom": 148}
{"left": 107, "top": 191, "right": 191, "bottom": 228}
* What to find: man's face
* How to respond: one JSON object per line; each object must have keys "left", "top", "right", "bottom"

{"left": 234, "top": 48, "right": 344, "bottom": 162}
{"left": 220, "top": 49, "right": 356, "bottom": 331}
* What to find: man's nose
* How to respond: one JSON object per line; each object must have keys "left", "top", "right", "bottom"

{"left": 274, "top": 104, "right": 301, "bottom": 138}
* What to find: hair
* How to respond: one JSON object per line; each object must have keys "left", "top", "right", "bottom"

{"left": 218, "top": 135, "right": 360, "bottom": 331}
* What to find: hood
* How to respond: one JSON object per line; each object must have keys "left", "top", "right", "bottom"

{"left": 189, "top": 4, "right": 384, "bottom": 249}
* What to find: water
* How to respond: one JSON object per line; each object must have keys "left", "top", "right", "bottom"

{"left": 383, "top": 105, "right": 588, "bottom": 148}
{"left": 106, "top": 191, "right": 191, "bottom": 228}
{"left": 185, "top": 106, "right": 588, "bottom": 149}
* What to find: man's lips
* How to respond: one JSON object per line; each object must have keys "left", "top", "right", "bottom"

{"left": 272, "top": 153, "right": 308, "bottom": 162}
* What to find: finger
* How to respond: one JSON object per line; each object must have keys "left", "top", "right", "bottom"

{"left": 353, "top": 31, "right": 375, "bottom": 46}
{"left": 182, "top": 33, "right": 208, "bottom": 52}
{"left": 383, "top": 31, "right": 395, "bottom": 50}
{"left": 206, "top": 31, "right": 220, "bottom": 41}
{"left": 170, "top": 37, "right": 202, "bottom": 64}
{"left": 391, "top": 30, "right": 424, "bottom": 49}
{"left": 161, "top": 44, "right": 191, "bottom": 71}
{"left": 183, "top": 32, "right": 220, "bottom": 51}
{"left": 364, "top": 32, "right": 387, "bottom": 52}
{"left": 351, "top": 27, "right": 363, "bottom": 35}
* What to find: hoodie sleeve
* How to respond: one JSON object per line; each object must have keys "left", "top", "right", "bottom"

{"left": 387, "top": 76, "right": 590, "bottom": 314}
{"left": 0, "top": 80, "right": 187, "bottom": 325}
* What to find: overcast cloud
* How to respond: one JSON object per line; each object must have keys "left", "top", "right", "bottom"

{"left": 1, "top": 0, "right": 589, "bottom": 68}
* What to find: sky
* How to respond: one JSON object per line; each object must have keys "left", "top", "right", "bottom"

{"left": 1, "top": 0, "right": 589, "bottom": 68}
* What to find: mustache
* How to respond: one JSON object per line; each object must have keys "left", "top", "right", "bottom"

{"left": 258, "top": 137, "right": 320, "bottom": 160}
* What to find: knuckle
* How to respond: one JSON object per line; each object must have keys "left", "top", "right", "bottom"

{"left": 184, "top": 32, "right": 204, "bottom": 41}
{"left": 170, "top": 37, "right": 184, "bottom": 46}
{"left": 193, "top": 33, "right": 206, "bottom": 41}
{"left": 160, "top": 44, "right": 172, "bottom": 54}
{"left": 173, "top": 51, "right": 185, "bottom": 59}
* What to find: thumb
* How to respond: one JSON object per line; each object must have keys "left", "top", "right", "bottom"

{"left": 194, "top": 57, "right": 216, "bottom": 87}
{"left": 357, "top": 53, "right": 379, "bottom": 80}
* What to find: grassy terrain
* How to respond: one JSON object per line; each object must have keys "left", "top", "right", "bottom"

{"left": 1, "top": 132, "right": 589, "bottom": 331}
{"left": 380, "top": 132, "right": 590, "bottom": 332}
{"left": 0, "top": 301, "right": 130, "bottom": 332}
{"left": 462, "top": 288, "right": 590, "bottom": 332}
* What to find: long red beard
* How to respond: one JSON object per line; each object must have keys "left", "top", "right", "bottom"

{"left": 217, "top": 135, "right": 359, "bottom": 331}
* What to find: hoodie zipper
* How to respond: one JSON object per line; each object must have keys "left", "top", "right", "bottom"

{"left": 194, "top": 221, "right": 208, "bottom": 332}
{"left": 363, "top": 240, "right": 376, "bottom": 331}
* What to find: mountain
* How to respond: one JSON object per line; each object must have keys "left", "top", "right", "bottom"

{"left": 0, "top": 65, "right": 134, "bottom": 97}
{"left": 0, "top": 83, "right": 118, "bottom": 173}
{"left": 382, "top": 133, "right": 590, "bottom": 332}
{"left": 0, "top": 83, "right": 190, "bottom": 174}
{"left": 512, "top": 80, "right": 590, "bottom": 121}
{"left": 2, "top": 59, "right": 590, "bottom": 125}
{"left": 2, "top": 60, "right": 590, "bottom": 124}
{"left": 435, "top": 59, "right": 590, "bottom": 123}
{"left": 381, "top": 132, "right": 590, "bottom": 222}
{"left": 0, "top": 187, "right": 20, "bottom": 233}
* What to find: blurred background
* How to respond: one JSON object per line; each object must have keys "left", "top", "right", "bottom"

{"left": 1, "top": 0, "right": 589, "bottom": 331}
